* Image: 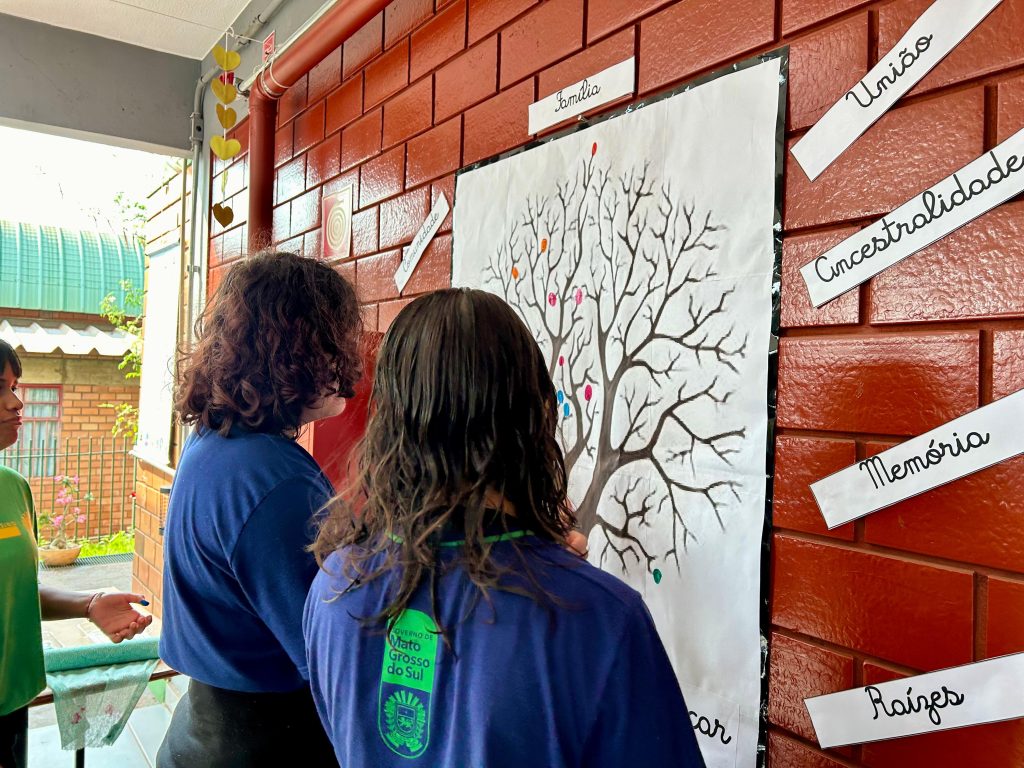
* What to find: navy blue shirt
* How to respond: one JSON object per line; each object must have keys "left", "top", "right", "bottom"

{"left": 160, "top": 427, "right": 333, "bottom": 693}
{"left": 303, "top": 532, "right": 706, "bottom": 767}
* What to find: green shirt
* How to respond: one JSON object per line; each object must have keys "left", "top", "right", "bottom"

{"left": 0, "top": 465, "right": 45, "bottom": 715}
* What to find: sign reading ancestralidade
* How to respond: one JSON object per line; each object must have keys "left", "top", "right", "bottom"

{"left": 811, "top": 388, "right": 1024, "bottom": 529}
{"left": 800, "top": 126, "right": 1024, "bottom": 308}
{"left": 806, "top": 654, "right": 1024, "bottom": 748}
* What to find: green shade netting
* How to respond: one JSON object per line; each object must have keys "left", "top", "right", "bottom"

{"left": 44, "top": 637, "right": 160, "bottom": 750}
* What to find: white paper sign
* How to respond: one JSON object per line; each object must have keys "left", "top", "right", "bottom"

{"left": 134, "top": 242, "right": 181, "bottom": 469}
{"left": 811, "top": 388, "right": 1024, "bottom": 529}
{"left": 800, "top": 126, "right": 1024, "bottom": 307}
{"left": 792, "top": 0, "right": 1001, "bottom": 181}
{"left": 806, "top": 653, "right": 1024, "bottom": 748}
{"left": 394, "top": 192, "right": 449, "bottom": 293}
{"left": 528, "top": 58, "right": 635, "bottom": 135}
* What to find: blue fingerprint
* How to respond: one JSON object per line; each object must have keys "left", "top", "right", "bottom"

{"left": 557, "top": 390, "right": 564, "bottom": 405}
{"left": 563, "top": 403, "right": 571, "bottom": 418}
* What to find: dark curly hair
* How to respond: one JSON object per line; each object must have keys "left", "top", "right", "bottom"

{"left": 175, "top": 251, "right": 362, "bottom": 436}
{"left": 313, "top": 288, "right": 576, "bottom": 634}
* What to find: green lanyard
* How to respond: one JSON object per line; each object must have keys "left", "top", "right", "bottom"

{"left": 388, "top": 530, "right": 533, "bottom": 548}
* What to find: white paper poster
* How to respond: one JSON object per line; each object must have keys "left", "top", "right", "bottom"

{"left": 792, "top": 0, "right": 1002, "bottom": 181}
{"left": 806, "top": 653, "right": 1024, "bottom": 748}
{"left": 800, "top": 126, "right": 1024, "bottom": 307}
{"left": 812, "top": 387, "right": 1024, "bottom": 529}
{"left": 134, "top": 242, "right": 181, "bottom": 469}
{"left": 453, "top": 57, "right": 783, "bottom": 768}
{"left": 528, "top": 58, "right": 635, "bottom": 135}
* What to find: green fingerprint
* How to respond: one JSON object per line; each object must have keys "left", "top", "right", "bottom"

{"left": 652, "top": 568, "right": 662, "bottom": 584}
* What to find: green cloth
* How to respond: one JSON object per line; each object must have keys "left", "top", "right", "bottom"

{"left": 45, "top": 638, "right": 160, "bottom": 750}
{"left": 0, "top": 465, "right": 45, "bottom": 716}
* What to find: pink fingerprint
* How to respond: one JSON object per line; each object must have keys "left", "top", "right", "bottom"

{"left": 548, "top": 292, "right": 557, "bottom": 307}
{"left": 558, "top": 355, "right": 565, "bottom": 366}
{"left": 574, "top": 288, "right": 583, "bottom": 305}
{"left": 584, "top": 384, "right": 593, "bottom": 402}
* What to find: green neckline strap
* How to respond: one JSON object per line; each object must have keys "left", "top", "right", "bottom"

{"left": 387, "top": 530, "right": 534, "bottom": 548}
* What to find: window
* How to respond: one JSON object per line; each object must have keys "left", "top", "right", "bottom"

{"left": 0, "top": 385, "right": 61, "bottom": 476}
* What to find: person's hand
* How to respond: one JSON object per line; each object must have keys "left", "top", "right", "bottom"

{"left": 565, "top": 530, "right": 589, "bottom": 559}
{"left": 86, "top": 592, "right": 154, "bottom": 643}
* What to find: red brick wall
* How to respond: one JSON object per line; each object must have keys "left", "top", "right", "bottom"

{"left": 209, "top": 1, "right": 1024, "bottom": 764}
{"left": 31, "top": 382, "right": 138, "bottom": 541}
{"left": 131, "top": 461, "right": 172, "bottom": 619}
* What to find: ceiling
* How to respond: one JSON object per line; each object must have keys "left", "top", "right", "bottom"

{"left": 0, "top": 0, "right": 252, "bottom": 59}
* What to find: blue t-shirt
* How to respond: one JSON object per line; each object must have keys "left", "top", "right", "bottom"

{"left": 303, "top": 531, "right": 706, "bottom": 767}
{"left": 160, "top": 427, "right": 333, "bottom": 693}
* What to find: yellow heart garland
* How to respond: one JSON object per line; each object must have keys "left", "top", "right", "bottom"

{"left": 211, "top": 136, "right": 242, "bottom": 161}
{"left": 212, "top": 44, "right": 242, "bottom": 72}
{"left": 211, "top": 79, "right": 237, "bottom": 105}
{"left": 216, "top": 103, "right": 238, "bottom": 130}
{"left": 212, "top": 203, "right": 234, "bottom": 227}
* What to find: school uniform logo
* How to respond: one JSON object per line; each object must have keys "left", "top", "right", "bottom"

{"left": 378, "top": 609, "right": 439, "bottom": 759}
{"left": 0, "top": 521, "right": 23, "bottom": 540}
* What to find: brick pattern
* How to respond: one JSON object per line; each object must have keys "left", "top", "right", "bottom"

{"left": 200, "top": 2, "right": 1024, "bottom": 764}
{"left": 29, "top": 383, "right": 139, "bottom": 542}
{"left": 131, "top": 462, "right": 172, "bottom": 619}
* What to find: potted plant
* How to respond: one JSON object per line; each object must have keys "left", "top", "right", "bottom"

{"left": 38, "top": 474, "right": 92, "bottom": 567}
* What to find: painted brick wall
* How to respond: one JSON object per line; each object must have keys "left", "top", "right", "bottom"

{"left": 209, "top": 1, "right": 1024, "bottom": 764}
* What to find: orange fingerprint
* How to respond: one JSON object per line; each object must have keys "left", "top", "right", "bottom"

{"left": 540, "top": 238, "right": 548, "bottom": 253}
{"left": 511, "top": 266, "right": 520, "bottom": 280}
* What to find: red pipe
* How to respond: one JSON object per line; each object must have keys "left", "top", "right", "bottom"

{"left": 247, "top": 0, "right": 391, "bottom": 252}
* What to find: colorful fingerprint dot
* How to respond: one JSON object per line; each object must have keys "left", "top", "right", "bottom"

{"left": 540, "top": 238, "right": 548, "bottom": 253}
{"left": 591, "top": 142, "right": 597, "bottom": 157}
{"left": 653, "top": 569, "right": 662, "bottom": 584}
{"left": 563, "top": 403, "right": 571, "bottom": 418}
{"left": 548, "top": 292, "right": 557, "bottom": 306}
{"left": 511, "top": 266, "right": 519, "bottom": 280}
{"left": 558, "top": 355, "right": 565, "bottom": 367}
{"left": 574, "top": 287, "right": 583, "bottom": 305}
{"left": 584, "top": 384, "right": 593, "bottom": 402}
{"left": 557, "top": 390, "right": 564, "bottom": 405}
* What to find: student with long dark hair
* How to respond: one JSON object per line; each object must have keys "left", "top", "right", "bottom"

{"left": 0, "top": 340, "right": 152, "bottom": 768}
{"left": 157, "top": 252, "right": 361, "bottom": 768}
{"left": 304, "top": 288, "right": 705, "bottom": 767}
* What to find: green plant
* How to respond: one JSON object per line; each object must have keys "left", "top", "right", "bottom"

{"left": 100, "top": 278, "right": 144, "bottom": 441}
{"left": 41, "top": 475, "right": 94, "bottom": 549}
{"left": 78, "top": 529, "right": 136, "bottom": 558}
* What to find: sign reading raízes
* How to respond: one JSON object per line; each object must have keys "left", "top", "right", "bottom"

{"left": 811, "top": 388, "right": 1024, "bottom": 529}
{"left": 806, "top": 653, "right": 1024, "bottom": 748}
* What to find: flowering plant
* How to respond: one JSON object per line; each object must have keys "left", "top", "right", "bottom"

{"left": 41, "top": 474, "right": 94, "bottom": 549}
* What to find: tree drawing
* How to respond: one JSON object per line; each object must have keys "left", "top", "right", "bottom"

{"left": 482, "top": 146, "right": 750, "bottom": 573}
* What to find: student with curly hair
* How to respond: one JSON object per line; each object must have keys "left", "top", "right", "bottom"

{"left": 304, "top": 288, "right": 705, "bottom": 767}
{"left": 157, "top": 252, "right": 361, "bottom": 768}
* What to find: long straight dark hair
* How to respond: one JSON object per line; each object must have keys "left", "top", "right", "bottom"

{"left": 313, "top": 288, "right": 576, "bottom": 633}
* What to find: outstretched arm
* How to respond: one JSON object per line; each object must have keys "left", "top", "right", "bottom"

{"left": 39, "top": 587, "right": 153, "bottom": 643}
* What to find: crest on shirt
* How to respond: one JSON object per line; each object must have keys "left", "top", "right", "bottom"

{"left": 383, "top": 690, "right": 427, "bottom": 755}
{"left": 377, "top": 609, "right": 438, "bottom": 759}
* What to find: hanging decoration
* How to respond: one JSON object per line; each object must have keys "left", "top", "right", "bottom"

{"left": 211, "top": 36, "right": 243, "bottom": 228}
